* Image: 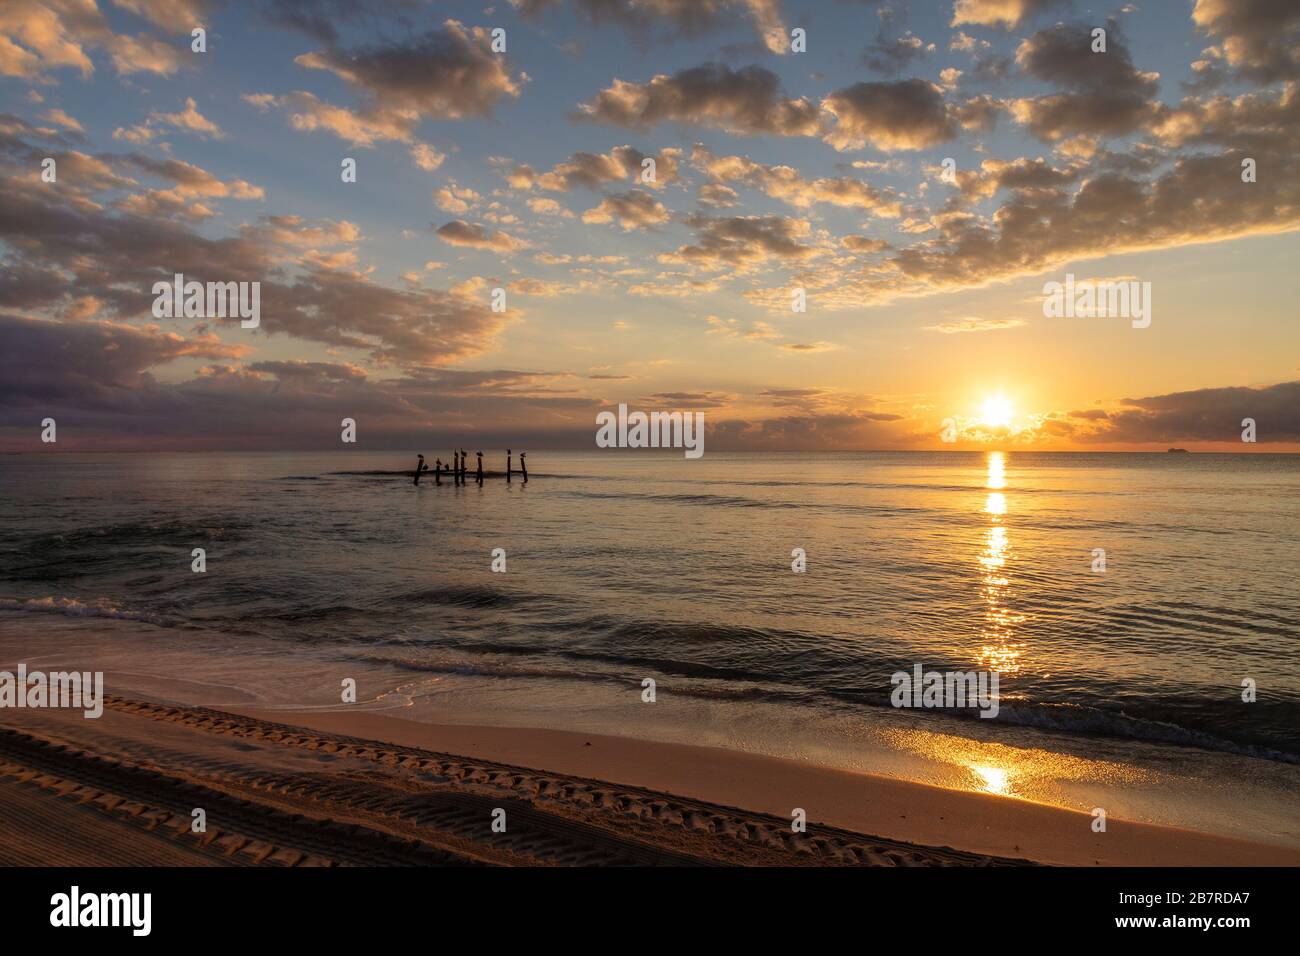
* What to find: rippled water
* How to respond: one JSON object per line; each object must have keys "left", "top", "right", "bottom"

{"left": 1, "top": 450, "right": 1297, "bottom": 774}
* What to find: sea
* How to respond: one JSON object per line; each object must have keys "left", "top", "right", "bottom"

{"left": 1, "top": 450, "right": 1296, "bottom": 844}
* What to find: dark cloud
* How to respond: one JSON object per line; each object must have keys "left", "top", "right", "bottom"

{"left": 966, "top": 52, "right": 1014, "bottom": 86}
{"left": 576, "top": 64, "right": 821, "bottom": 137}
{"left": 796, "top": 74, "right": 1300, "bottom": 308}
{"left": 949, "top": 156, "right": 1079, "bottom": 206}
{"left": 641, "top": 390, "right": 730, "bottom": 409}
{"left": 840, "top": 236, "right": 890, "bottom": 253}
{"left": 821, "top": 79, "right": 959, "bottom": 151}
{"left": 0, "top": 135, "right": 512, "bottom": 367}
{"left": 247, "top": 19, "right": 523, "bottom": 145}
{"left": 662, "top": 214, "right": 817, "bottom": 270}
{"left": 293, "top": 21, "right": 522, "bottom": 121}
{"left": 257, "top": 269, "right": 514, "bottom": 365}
{"left": 953, "top": 94, "right": 1002, "bottom": 132}
{"left": 0, "top": 313, "right": 246, "bottom": 407}
{"left": 0, "top": 313, "right": 594, "bottom": 449}
{"left": 435, "top": 220, "right": 529, "bottom": 253}
{"left": 511, "top": 0, "right": 787, "bottom": 55}
{"left": 1068, "top": 381, "right": 1300, "bottom": 443}
{"left": 1009, "top": 21, "right": 1160, "bottom": 142}
{"left": 1191, "top": 0, "right": 1300, "bottom": 84}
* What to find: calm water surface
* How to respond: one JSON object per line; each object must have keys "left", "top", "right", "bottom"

{"left": 1, "top": 451, "right": 1297, "bottom": 841}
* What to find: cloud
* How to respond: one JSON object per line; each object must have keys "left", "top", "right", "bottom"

{"left": 950, "top": 0, "right": 1066, "bottom": 29}
{"left": 504, "top": 145, "right": 680, "bottom": 191}
{"left": 434, "top": 183, "right": 481, "bottom": 215}
{"left": 435, "top": 220, "right": 530, "bottom": 252}
{"left": 661, "top": 214, "right": 817, "bottom": 271}
{"left": 863, "top": 31, "right": 933, "bottom": 75}
{"left": 924, "top": 316, "right": 1026, "bottom": 333}
{"left": 779, "top": 341, "right": 838, "bottom": 353}
{"left": 0, "top": 129, "right": 512, "bottom": 367}
{"left": 510, "top": 277, "right": 585, "bottom": 297}
{"left": 511, "top": 0, "right": 788, "bottom": 55}
{"left": 248, "top": 20, "right": 522, "bottom": 146}
{"left": 576, "top": 63, "right": 821, "bottom": 137}
{"left": 821, "top": 79, "right": 960, "bottom": 151}
{"left": 0, "top": 0, "right": 188, "bottom": 79}
{"left": 1008, "top": 22, "right": 1160, "bottom": 142}
{"left": 18, "top": 147, "right": 134, "bottom": 192}
{"left": 526, "top": 197, "right": 574, "bottom": 217}
{"left": 841, "top": 235, "right": 890, "bottom": 253}
{"left": 707, "top": 410, "right": 907, "bottom": 451}
{"left": 114, "top": 0, "right": 217, "bottom": 32}
{"left": 105, "top": 32, "right": 184, "bottom": 75}
{"left": 581, "top": 189, "right": 670, "bottom": 230}
{"left": 243, "top": 90, "right": 419, "bottom": 147}
{"left": 294, "top": 20, "right": 522, "bottom": 119}
{"left": 240, "top": 214, "right": 356, "bottom": 247}
{"left": 258, "top": 0, "right": 398, "bottom": 44}
{"left": 1065, "top": 381, "right": 1300, "bottom": 443}
{"left": 40, "top": 107, "right": 82, "bottom": 132}
{"left": 0, "top": 2, "right": 95, "bottom": 79}
{"left": 641, "top": 390, "right": 731, "bottom": 409}
{"left": 113, "top": 97, "right": 223, "bottom": 144}
{"left": 0, "top": 143, "right": 262, "bottom": 221}
{"left": 116, "top": 153, "right": 264, "bottom": 220}
{"left": 0, "top": 337, "right": 594, "bottom": 450}
{"left": 0, "top": 312, "right": 247, "bottom": 406}
{"left": 691, "top": 145, "right": 902, "bottom": 216}
{"left": 698, "top": 183, "right": 738, "bottom": 207}
{"left": 1191, "top": 0, "right": 1300, "bottom": 84}
{"left": 409, "top": 142, "right": 445, "bottom": 172}
{"left": 892, "top": 156, "right": 1298, "bottom": 298}
{"left": 946, "top": 156, "right": 1079, "bottom": 205}
{"left": 257, "top": 269, "right": 516, "bottom": 364}
{"left": 751, "top": 74, "right": 1299, "bottom": 313}
{"left": 705, "top": 314, "right": 783, "bottom": 342}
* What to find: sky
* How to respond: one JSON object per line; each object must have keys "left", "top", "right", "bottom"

{"left": 0, "top": 0, "right": 1297, "bottom": 452}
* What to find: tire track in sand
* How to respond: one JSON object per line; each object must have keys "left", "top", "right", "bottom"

{"left": 90, "top": 695, "right": 1037, "bottom": 866}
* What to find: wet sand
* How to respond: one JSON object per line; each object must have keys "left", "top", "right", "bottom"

{"left": 0, "top": 694, "right": 1294, "bottom": 866}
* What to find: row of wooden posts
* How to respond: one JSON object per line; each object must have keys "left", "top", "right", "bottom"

{"left": 414, "top": 450, "right": 528, "bottom": 485}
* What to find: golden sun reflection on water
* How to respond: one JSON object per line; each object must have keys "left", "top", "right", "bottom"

{"left": 986, "top": 452, "right": 1006, "bottom": 489}
{"left": 972, "top": 765, "right": 1011, "bottom": 795}
{"left": 880, "top": 726, "right": 1157, "bottom": 800}
{"left": 977, "top": 453, "right": 1025, "bottom": 676}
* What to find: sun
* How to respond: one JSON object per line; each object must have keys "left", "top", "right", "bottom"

{"left": 979, "top": 395, "right": 1014, "bottom": 428}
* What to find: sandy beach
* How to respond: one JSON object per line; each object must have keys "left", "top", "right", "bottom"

{"left": 1, "top": 691, "right": 1294, "bottom": 867}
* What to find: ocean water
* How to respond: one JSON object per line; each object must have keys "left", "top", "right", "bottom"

{"left": 1, "top": 450, "right": 1297, "bottom": 840}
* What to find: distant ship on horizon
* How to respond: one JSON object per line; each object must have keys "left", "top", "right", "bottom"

{"left": 1167, "top": 447, "right": 1190, "bottom": 453}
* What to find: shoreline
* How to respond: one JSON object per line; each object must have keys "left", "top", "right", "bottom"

{"left": 237, "top": 705, "right": 1300, "bottom": 867}
{"left": 0, "top": 618, "right": 1296, "bottom": 865}
{"left": 0, "top": 687, "right": 1294, "bottom": 866}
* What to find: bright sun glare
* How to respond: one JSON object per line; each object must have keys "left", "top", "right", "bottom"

{"left": 980, "top": 395, "right": 1014, "bottom": 428}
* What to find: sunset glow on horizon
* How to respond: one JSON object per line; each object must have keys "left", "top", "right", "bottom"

{"left": 0, "top": 1, "right": 1296, "bottom": 453}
